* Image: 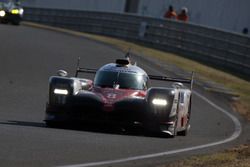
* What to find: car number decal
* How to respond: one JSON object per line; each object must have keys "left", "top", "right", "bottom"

{"left": 107, "top": 93, "right": 117, "bottom": 99}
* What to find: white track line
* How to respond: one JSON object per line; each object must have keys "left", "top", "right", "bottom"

{"left": 58, "top": 63, "right": 242, "bottom": 167}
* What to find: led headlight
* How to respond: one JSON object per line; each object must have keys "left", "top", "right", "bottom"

{"left": 19, "top": 8, "right": 24, "bottom": 15}
{"left": 0, "top": 10, "right": 6, "bottom": 17}
{"left": 54, "top": 88, "right": 68, "bottom": 95}
{"left": 11, "top": 9, "right": 19, "bottom": 14}
{"left": 152, "top": 98, "right": 168, "bottom": 106}
{"left": 81, "top": 81, "right": 88, "bottom": 87}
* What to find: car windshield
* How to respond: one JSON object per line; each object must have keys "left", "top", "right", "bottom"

{"left": 94, "top": 71, "right": 147, "bottom": 90}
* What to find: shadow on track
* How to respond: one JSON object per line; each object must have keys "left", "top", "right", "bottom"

{"left": 0, "top": 120, "right": 173, "bottom": 138}
{"left": 47, "top": 121, "right": 173, "bottom": 138}
{"left": 0, "top": 120, "right": 46, "bottom": 128}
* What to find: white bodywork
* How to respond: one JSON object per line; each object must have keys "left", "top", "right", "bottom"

{"left": 177, "top": 89, "right": 191, "bottom": 131}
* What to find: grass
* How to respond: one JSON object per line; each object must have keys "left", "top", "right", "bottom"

{"left": 159, "top": 144, "right": 250, "bottom": 167}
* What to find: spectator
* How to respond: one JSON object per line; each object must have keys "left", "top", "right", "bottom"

{"left": 177, "top": 7, "right": 189, "bottom": 22}
{"left": 242, "top": 28, "right": 248, "bottom": 35}
{"left": 164, "top": 5, "right": 177, "bottom": 19}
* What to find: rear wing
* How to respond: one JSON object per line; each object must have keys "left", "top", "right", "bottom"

{"left": 74, "top": 56, "right": 132, "bottom": 77}
{"left": 75, "top": 67, "right": 97, "bottom": 77}
{"left": 149, "top": 72, "right": 194, "bottom": 91}
{"left": 74, "top": 49, "right": 132, "bottom": 77}
{"left": 74, "top": 57, "right": 194, "bottom": 90}
{"left": 75, "top": 57, "right": 97, "bottom": 77}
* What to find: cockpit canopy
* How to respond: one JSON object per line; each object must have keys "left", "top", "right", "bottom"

{"left": 94, "top": 70, "right": 148, "bottom": 90}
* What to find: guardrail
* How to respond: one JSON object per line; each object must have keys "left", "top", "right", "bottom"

{"left": 23, "top": 7, "right": 250, "bottom": 80}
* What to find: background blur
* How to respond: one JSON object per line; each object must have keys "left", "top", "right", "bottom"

{"left": 21, "top": 0, "right": 250, "bottom": 34}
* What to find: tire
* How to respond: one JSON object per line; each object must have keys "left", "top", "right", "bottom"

{"left": 177, "top": 125, "right": 189, "bottom": 136}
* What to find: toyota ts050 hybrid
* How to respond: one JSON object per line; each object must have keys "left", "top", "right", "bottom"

{"left": 0, "top": 0, "right": 23, "bottom": 25}
{"left": 45, "top": 56, "right": 194, "bottom": 137}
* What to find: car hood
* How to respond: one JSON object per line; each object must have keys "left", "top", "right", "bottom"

{"left": 93, "top": 87, "right": 146, "bottom": 104}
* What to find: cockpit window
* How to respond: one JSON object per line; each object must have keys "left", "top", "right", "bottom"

{"left": 94, "top": 71, "right": 148, "bottom": 90}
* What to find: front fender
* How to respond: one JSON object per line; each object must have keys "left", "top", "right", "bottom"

{"left": 146, "top": 87, "right": 176, "bottom": 122}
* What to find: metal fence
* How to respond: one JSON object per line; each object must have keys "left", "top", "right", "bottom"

{"left": 23, "top": 7, "right": 250, "bottom": 80}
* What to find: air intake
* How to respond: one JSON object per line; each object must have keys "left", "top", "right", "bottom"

{"left": 115, "top": 59, "right": 130, "bottom": 66}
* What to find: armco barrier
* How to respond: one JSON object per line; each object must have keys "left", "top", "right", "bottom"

{"left": 23, "top": 7, "right": 250, "bottom": 79}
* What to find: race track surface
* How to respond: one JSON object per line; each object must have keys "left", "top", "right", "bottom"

{"left": 0, "top": 24, "right": 241, "bottom": 167}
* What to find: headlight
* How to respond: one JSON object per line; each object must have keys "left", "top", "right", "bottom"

{"left": 81, "top": 82, "right": 88, "bottom": 87}
{"left": 0, "top": 10, "right": 6, "bottom": 17}
{"left": 54, "top": 88, "right": 68, "bottom": 95}
{"left": 11, "top": 9, "right": 19, "bottom": 14}
{"left": 19, "top": 8, "right": 24, "bottom": 15}
{"left": 152, "top": 98, "right": 168, "bottom": 106}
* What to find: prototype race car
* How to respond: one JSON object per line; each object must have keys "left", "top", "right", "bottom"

{"left": 0, "top": 0, "right": 23, "bottom": 25}
{"left": 45, "top": 56, "right": 194, "bottom": 137}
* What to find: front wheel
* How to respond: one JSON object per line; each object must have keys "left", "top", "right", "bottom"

{"left": 177, "top": 124, "right": 190, "bottom": 136}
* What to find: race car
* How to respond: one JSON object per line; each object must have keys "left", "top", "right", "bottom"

{"left": 0, "top": 0, "right": 24, "bottom": 25}
{"left": 45, "top": 56, "right": 194, "bottom": 137}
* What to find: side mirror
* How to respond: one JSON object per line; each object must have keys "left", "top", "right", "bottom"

{"left": 172, "top": 82, "right": 183, "bottom": 89}
{"left": 113, "top": 83, "right": 120, "bottom": 89}
{"left": 57, "top": 70, "right": 68, "bottom": 77}
{"left": 79, "top": 79, "right": 93, "bottom": 90}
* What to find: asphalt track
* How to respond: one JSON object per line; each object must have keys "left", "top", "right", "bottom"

{"left": 0, "top": 24, "right": 244, "bottom": 167}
